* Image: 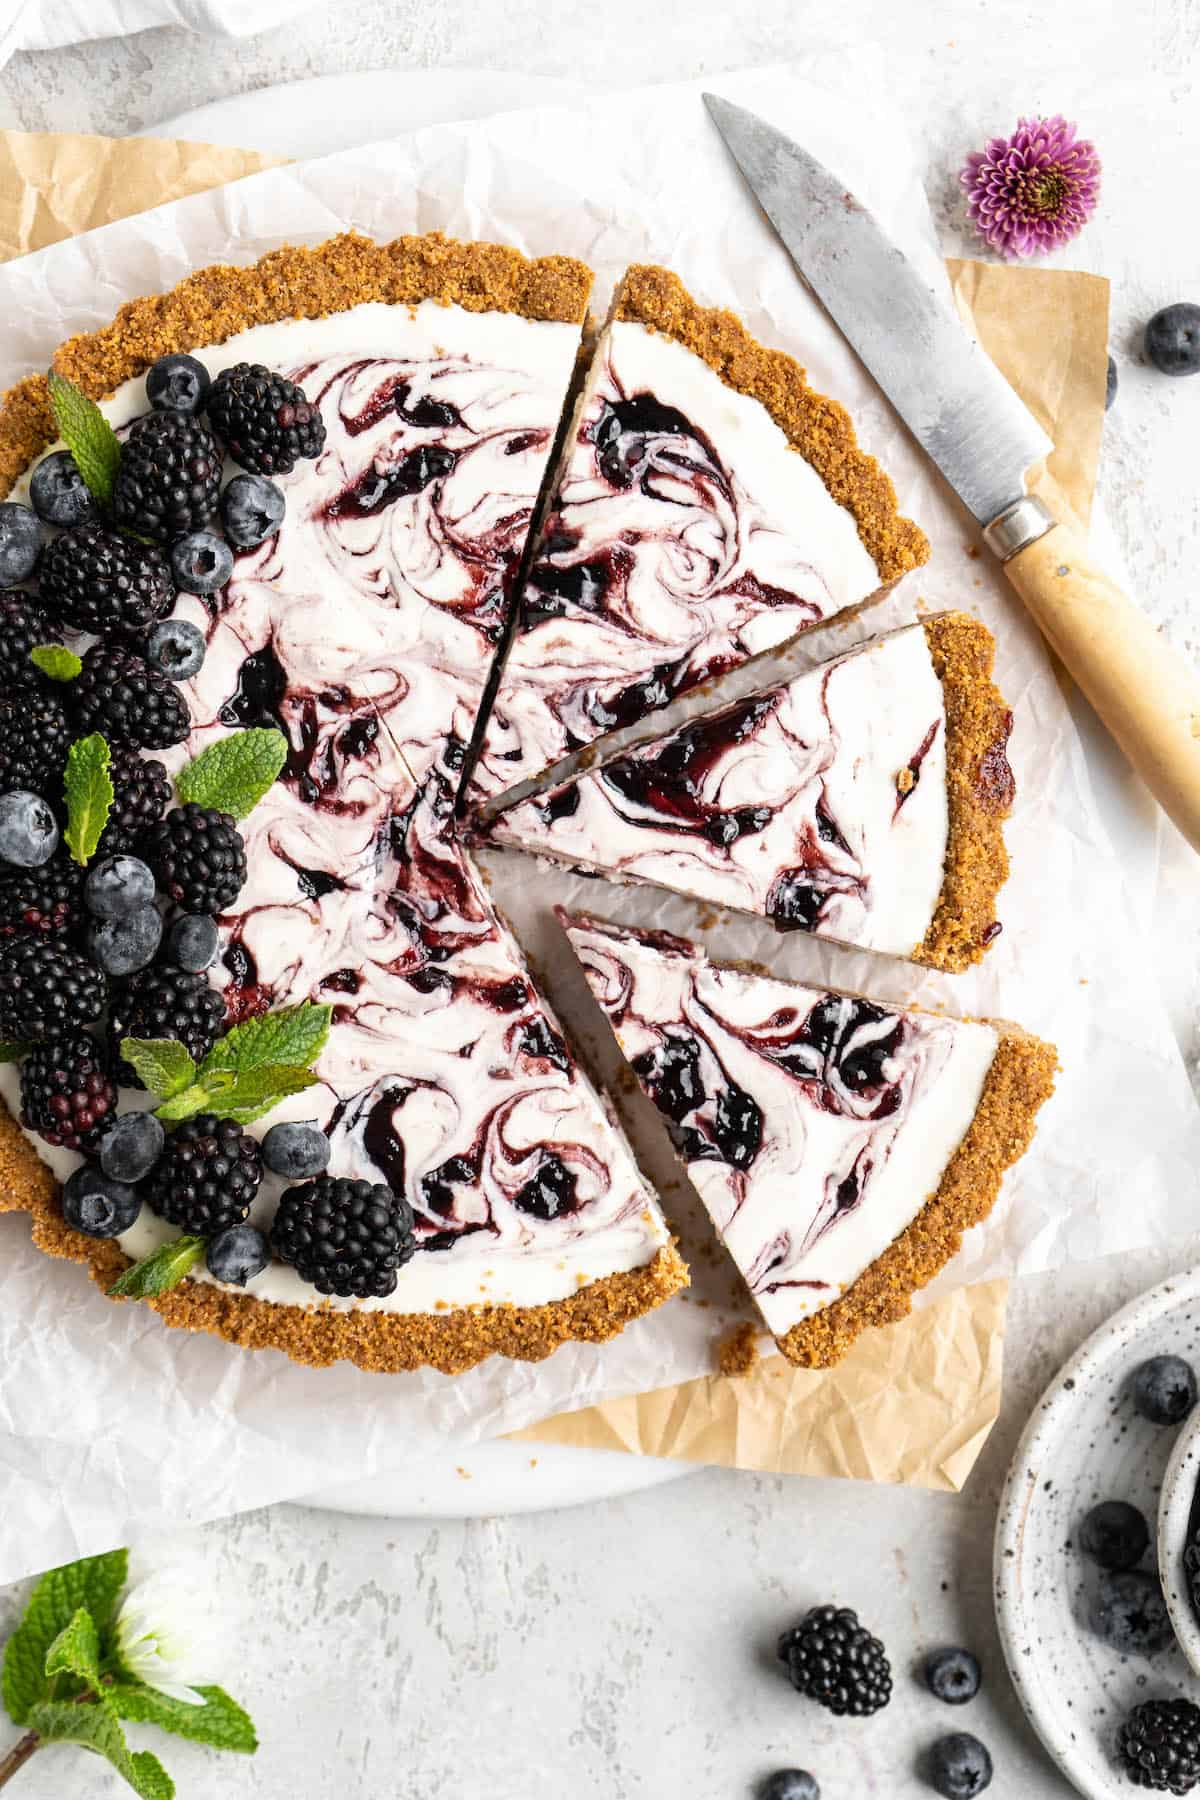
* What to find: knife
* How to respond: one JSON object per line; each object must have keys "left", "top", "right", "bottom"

{"left": 704, "top": 93, "right": 1200, "bottom": 853}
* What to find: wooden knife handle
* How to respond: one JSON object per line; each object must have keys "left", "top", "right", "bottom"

{"left": 1004, "top": 519, "right": 1200, "bottom": 851}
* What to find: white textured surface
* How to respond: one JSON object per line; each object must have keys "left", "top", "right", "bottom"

{"left": 0, "top": 13, "right": 1198, "bottom": 1799}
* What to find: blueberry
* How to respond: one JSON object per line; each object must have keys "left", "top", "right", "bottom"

{"left": 926, "top": 1733, "right": 993, "bottom": 1798}
{"left": 1079, "top": 1500, "right": 1149, "bottom": 1571}
{"left": 0, "top": 504, "right": 41, "bottom": 588}
{"left": 220, "top": 473, "right": 285, "bottom": 549}
{"left": 1145, "top": 303, "right": 1200, "bottom": 377}
{"left": 758, "top": 1774, "right": 819, "bottom": 1800}
{"left": 29, "top": 450, "right": 98, "bottom": 527}
{"left": 169, "top": 530, "right": 234, "bottom": 596}
{"left": 99, "top": 1110, "right": 165, "bottom": 1184}
{"left": 0, "top": 790, "right": 58, "bottom": 867}
{"left": 88, "top": 904, "right": 163, "bottom": 977}
{"left": 62, "top": 1163, "right": 142, "bottom": 1238}
{"left": 925, "top": 1647, "right": 982, "bottom": 1705}
{"left": 166, "top": 912, "right": 219, "bottom": 973}
{"left": 1106, "top": 355, "right": 1118, "bottom": 411}
{"left": 1087, "top": 1569, "right": 1174, "bottom": 1656}
{"left": 206, "top": 1223, "right": 269, "bottom": 1286}
{"left": 147, "top": 618, "right": 206, "bottom": 681}
{"left": 146, "top": 352, "right": 211, "bottom": 415}
{"left": 261, "top": 1120, "right": 330, "bottom": 1180}
{"left": 1133, "top": 1354, "right": 1197, "bottom": 1425}
{"left": 85, "top": 854, "right": 155, "bottom": 920}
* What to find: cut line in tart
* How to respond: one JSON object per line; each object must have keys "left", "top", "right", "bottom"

{"left": 560, "top": 908, "right": 1056, "bottom": 1368}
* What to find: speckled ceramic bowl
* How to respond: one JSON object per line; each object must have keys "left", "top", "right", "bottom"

{"left": 995, "top": 1269, "right": 1200, "bottom": 1800}
{"left": 1158, "top": 1402, "right": 1200, "bottom": 1677}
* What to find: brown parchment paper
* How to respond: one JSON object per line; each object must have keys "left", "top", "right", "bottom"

{"left": 0, "top": 129, "right": 1109, "bottom": 1494}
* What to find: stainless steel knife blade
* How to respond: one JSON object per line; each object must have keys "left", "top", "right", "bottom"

{"left": 702, "top": 93, "right": 1052, "bottom": 527}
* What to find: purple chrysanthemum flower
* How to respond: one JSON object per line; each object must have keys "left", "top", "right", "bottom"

{"left": 960, "top": 115, "right": 1101, "bottom": 260}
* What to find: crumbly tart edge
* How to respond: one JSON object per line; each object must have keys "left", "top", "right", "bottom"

{"left": 615, "top": 264, "right": 929, "bottom": 583}
{"left": 776, "top": 1027, "right": 1057, "bottom": 1369}
{"left": 0, "top": 1105, "right": 688, "bottom": 1375}
{"left": 913, "top": 611, "right": 1014, "bottom": 974}
{"left": 0, "top": 230, "right": 594, "bottom": 498}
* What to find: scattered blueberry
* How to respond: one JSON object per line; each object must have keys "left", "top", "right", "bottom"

{"left": 169, "top": 530, "right": 234, "bottom": 596}
{"left": 220, "top": 472, "right": 286, "bottom": 549}
{"left": 925, "top": 1647, "right": 982, "bottom": 1706}
{"left": 62, "top": 1163, "right": 142, "bottom": 1238}
{"left": 1133, "top": 1354, "right": 1197, "bottom": 1425}
{"left": 29, "top": 449, "right": 98, "bottom": 527}
{"left": 146, "top": 352, "right": 211, "bottom": 415}
{"left": 99, "top": 1110, "right": 166, "bottom": 1184}
{"left": 926, "top": 1733, "right": 993, "bottom": 1798}
{"left": 758, "top": 1774, "right": 819, "bottom": 1800}
{"left": 0, "top": 504, "right": 41, "bottom": 588}
{"left": 146, "top": 617, "right": 206, "bottom": 681}
{"left": 1079, "top": 1500, "right": 1149, "bottom": 1571}
{"left": 85, "top": 854, "right": 155, "bottom": 920}
{"left": 0, "top": 790, "right": 58, "bottom": 867}
{"left": 206, "top": 1223, "right": 270, "bottom": 1287}
{"left": 88, "top": 904, "right": 163, "bottom": 977}
{"left": 166, "top": 912, "right": 219, "bottom": 973}
{"left": 261, "top": 1120, "right": 330, "bottom": 1180}
{"left": 1106, "top": 355, "right": 1118, "bottom": 411}
{"left": 1145, "top": 303, "right": 1200, "bottom": 377}
{"left": 1087, "top": 1569, "right": 1174, "bottom": 1657}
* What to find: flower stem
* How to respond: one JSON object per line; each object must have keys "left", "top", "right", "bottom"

{"left": 0, "top": 1730, "right": 39, "bottom": 1789}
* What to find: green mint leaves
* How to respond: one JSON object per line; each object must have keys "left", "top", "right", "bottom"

{"left": 62, "top": 733, "right": 114, "bottom": 867}
{"left": 109, "top": 1235, "right": 205, "bottom": 1299}
{"left": 43, "top": 1607, "right": 101, "bottom": 1687}
{"left": 204, "top": 1001, "right": 332, "bottom": 1077}
{"left": 23, "top": 1699, "right": 174, "bottom": 1800}
{"left": 118, "top": 1039, "right": 197, "bottom": 1100}
{"left": 2, "top": 1549, "right": 127, "bottom": 1725}
{"left": 175, "top": 728, "right": 288, "bottom": 821}
{"left": 30, "top": 644, "right": 82, "bottom": 682}
{"left": 46, "top": 372, "right": 122, "bottom": 509}
{"left": 123, "top": 1003, "right": 332, "bottom": 1132}
{"left": 107, "top": 1684, "right": 257, "bottom": 1755}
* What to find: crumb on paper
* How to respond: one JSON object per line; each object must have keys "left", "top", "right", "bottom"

{"left": 456, "top": 1465, "right": 472, "bottom": 1480}
{"left": 529, "top": 1458, "right": 538, "bottom": 1469}
{"left": 967, "top": 544, "right": 981, "bottom": 559}
{"left": 718, "top": 1320, "right": 760, "bottom": 1377}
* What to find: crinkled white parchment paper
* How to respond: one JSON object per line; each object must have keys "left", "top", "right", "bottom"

{"left": 0, "top": 57, "right": 1197, "bottom": 1584}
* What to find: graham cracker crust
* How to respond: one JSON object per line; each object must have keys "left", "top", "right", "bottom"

{"left": 614, "top": 264, "right": 929, "bottom": 584}
{"left": 777, "top": 1026, "right": 1057, "bottom": 1369}
{"left": 0, "top": 230, "right": 594, "bottom": 499}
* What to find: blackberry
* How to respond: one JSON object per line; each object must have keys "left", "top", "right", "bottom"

{"left": 20, "top": 1032, "right": 116, "bottom": 1150}
{"left": 1118, "top": 1698, "right": 1200, "bottom": 1793}
{"left": 39, "top": 525, "right": 173, "bottom": 636}
{"left": 107, "top": 965, "right": 225, "bottom": 1085}
{"left": 206, "top": 362, "right": 326, "bottom": 476}
{"left": 143, "top": 804, "right": 247, "bottom": 915}
{"left": 111, "top": 411, "right": 221, "bottom": 542}
{"left": 143, "top": 1112, "right": 263, "bottom": 1237}
{"left": 0, "top": 849, "right": 84, "bottom": 939}
{"left": 0, "top": 934, "right": 107, "bottom": 1040}
{"left": 0, "top": 689, "right": 71, "bottom": 797}
{"left": 96, "top": 749, "right": 172, "bottom": 858}
{"left": 0, "top": 592, "right": 54, "bottom": 691}
{"left": 271, "top": 1175, "right": 415, "bottom": 1299}
{"left": 71, "top": 645, "right": 190, "bottom": 751}
{"left": 777, "top": 1605, "right": 892, "bottom": 1718}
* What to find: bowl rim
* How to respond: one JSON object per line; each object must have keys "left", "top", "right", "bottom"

{"left": 1158, "top": 1401, "right": 1200, "bottom": 1677}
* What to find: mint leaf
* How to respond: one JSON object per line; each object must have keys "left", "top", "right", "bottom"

{"left": 109, "top": 1236, "right": 205, "bottom": 1300}
{"left": 208, "top": 1064, "right": 319, "bottom": 1127}
{"left": 2, "top": 1550, "right": 127, "bottom": 1725}
{"left": 152, "top": 1069, "right": 237, "bottom": 1123}
{"left": 62, "top": 733, "right": 113, "bottom": 867}
{"left": 44, "top": 1607, "right": 100, "bottom": 1688}
{"left": 175, "top": 729, "right": 287, "bottom": 821}
{"left": 119, "top": 1039, "right": 196, "bottom": 1100}
{"left": 30, "top": 644, "right": 82, "bottom": 682}
{"left": 202, "top": 1002, "right": 332, "bottom": 1078}
{"left": 46, "top": 374, "right": 122, "bottom": 509}
{"left": 25, "top": 1698, "right": 175, "bottom": 1799}
{"left": 0, "top": 1040, "right": 29, "bottom": 1062}
{"left": 107, "top": 1683, "right": 257, "bottom": 1755}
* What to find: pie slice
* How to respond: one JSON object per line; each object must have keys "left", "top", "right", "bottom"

{"left": 487, "top": 614, "right": 1013, "bottom": 972}
{"left": 469, "top": 263, "right": 929, "bottom": 802}
{"left": 561, "top": 908, "right": 1055, "bottom": 1367}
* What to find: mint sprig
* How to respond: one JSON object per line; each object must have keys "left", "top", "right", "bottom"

{"left": 107, "top": 1684, "right": 257, "bottom": 1755}
{"left": 203, "top": 1002, "right": 332, "bottom": 1076}
{"left": 175, "top": 729, "right": 288, "bottom": 821}
{"left": 118, "top": 1039, "right": 197, "bottom": 1100}
{"left": 109, "top": 1235, "right": 205, "bottom": 1300}
{"left": 30, "top": 644, "right": 82, "bottom": 683}
{"left": 46, "top": 372, "right": 122, "bottom": 509}
{"left": 62, "top": 733, "right": 113, "bottom": 867}
{"left": 23, "top": 1699, "right": 174, "bottom": 1800}
{"left": 2, "top": 1550, "right": 127, "bottom": 1725}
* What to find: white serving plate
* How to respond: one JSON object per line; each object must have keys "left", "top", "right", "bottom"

{"left": 995, "top": 1269, "right": 1200, "bottom": 1799}
{"left": 1158, "top": 1396, "right": 1200, "bottom": 1675}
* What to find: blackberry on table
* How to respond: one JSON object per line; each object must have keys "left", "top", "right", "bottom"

{"left": 143, "top": 804, "right": 247, "bottom": 915}
{"left": 777, "top": 1605, "right": 892, "bottom": 1717}
{"left": 20, "top": 1032, "right": 116, "bottom": 1151}
{"left": 70, "top": 645, "right": 190, "bottom": 751}
{"left": 0, "top": 934, "right": 107, "bottom": 1040}
{"left": 0, "top": 689, "right": 71, "bottom": 797}
{"left": 0, "top": 591, "right": 55, "bottom": 691}
{"left": 96, "top": 749, "right": 172, "bottom": 859}
{"left": 206, "top": 362, "right": 325, "bottom": 476}
{"left": 143, "top": 1112, "right": 263, "bottom": 1237}
{"left": 107, "top": 964, "right": 225, "bottom": 1084}
{"left": 271, "top": 1175, "right": 415, "bottom": 1299}
{"left": 111, "top": 410, "right": 221, "bottom": 542}
{"left": 0, "top": 849, "right": 84, "bottom": 939}
{"left": 39, "top": 525, "right": 173, "bottom": 636}
{"left": 1118, "top": 1698, "right": 1200, "bottom": 1793}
